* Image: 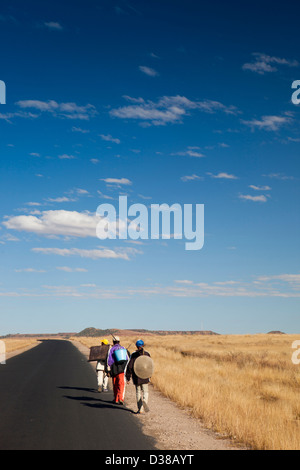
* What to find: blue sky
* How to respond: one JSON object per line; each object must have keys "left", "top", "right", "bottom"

{"left": 0, "top": 0, "right": 299, "bottom": 335}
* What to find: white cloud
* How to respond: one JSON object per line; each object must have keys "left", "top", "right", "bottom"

{"left": 1, "top": 233, "right": 20, "bottom": 242}
{"left": 110, "top": 95, "right": 239, "bottom": 126}
{"left": 75, "top": 188, "right": 89, "bottom": 195}
{"left": 58, "top": 154, "right": 76, "bottom": 160}
{"left": 174, "top": 280, "right": 194, "bottom": 285}
{"left": 2, "top": 273, "right": 300, "bottom": 299}
{"left": 32, "top": 247, "right": 141, "bottom": 261}
{"left": 99, "top": 134, "right": 121, "bottom": 144}
{"left": 47, "top": 197, "right": 76, "bottom": 203}
{"left": 249, "top": 185, "right": 272, "bottom": 191}
{"left": 257, "top": 274, "right": 300, "bottom": 285}
{"left": 242, "top": 114, "right": 291, "bottom": 131}
{"left": 173, "top": 149, "right": 205, "bottom": 158}
{"left": 0, "top": 111, "right": 39, "bottom": 122}
{"left": 263, "top": 173, "right": 295, "bottom": 181}
{"left": 101, "top": 177, "right": 132, "bottom": 186}
{"left": 243, "top": 53, "right": 299, "bottom": 74}
{"left": 139, "top": 66, "right": 159, "bottom": 77}
{"left": 25, "top": 202, "right": 42, "bottom": 207}
{"left": 56, "top": 267, "right": 88, "bottom": 272}
{"left": 16, "top": 100, "right": 97, "bottom": 120}
{"left": 239, "top": 194, "right": 268, "bottom": 202}
{"left": 207, "top": 172, "right": 238, "bottom": 180}
{"left": 3, "top": 210, "right": 100, "bottom": 238}
{"left": 72, "top": 127, "right": 90, "bottom": 133}
{"left": 181, "top": 175, "right": 203, "bottom": 182}
{"left": 97, "top": 191, "right": 114, "bottom": 200}
{"left": 44, "top": 22, "right": 63, "bottom": 31}
{"left": 15, "top": 268, "right": 46, "bottom": 273}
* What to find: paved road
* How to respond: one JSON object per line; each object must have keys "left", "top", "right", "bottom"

{"left": 0, "top": 340, "right": 156, "bottom": 450}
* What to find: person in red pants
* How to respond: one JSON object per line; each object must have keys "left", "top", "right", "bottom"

{"left": 107, "top": 336, "right": 129, "bottom": 405}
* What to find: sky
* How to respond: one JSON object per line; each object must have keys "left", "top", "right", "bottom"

{"left": 0, "top": 0, "right": 299, "bottom": 335}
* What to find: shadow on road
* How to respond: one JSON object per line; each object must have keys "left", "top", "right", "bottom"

{"left": 59, "top": 386, "right": 97, "bottom": 393}
{"left": 59, "top": 386, "right": 137, "bottom": 414}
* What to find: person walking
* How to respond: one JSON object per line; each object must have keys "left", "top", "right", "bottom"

{"left": 96, "top": 339, "right": 110, "bottom": 392}
{"left": 107, "top": 336, "right": 129, "bottom": 405}
{"left": 126, "top": 340, "right": 151, "bottom": 414}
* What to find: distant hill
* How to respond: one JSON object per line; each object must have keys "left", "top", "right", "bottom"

{"left": 267, "top": 331, "right": 286, "bottom": 335}
{"left": 76, "top": 327, "right": 219, "bottom": 337}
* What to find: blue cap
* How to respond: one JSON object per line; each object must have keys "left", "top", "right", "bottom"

{"left": 136, "top": 339, "right": 144, "bottom": 348}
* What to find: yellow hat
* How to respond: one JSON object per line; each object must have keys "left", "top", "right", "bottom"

{"left": 101, "top": 339, "right": 109, "bottom": 345}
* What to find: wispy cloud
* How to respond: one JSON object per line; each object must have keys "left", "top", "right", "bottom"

{"left": 249, "top": 185, "right": 271, "bottom": 191}
{"left": 139, "top": 66, "right": 159, "bottom": 77}
{"left": 101, "top": 177, "right": 132, "bottom": 186}
{"left": 181, "top": 175, "right": 203, "bottom": 182}
{"left": 172, "top": 148, "right": 205, "bottom": 158}
{"left": 44, "top": 21, "right": 63, "bottom": 31}
{"left": 72, "top": 127, "right": 90, "bottom": 133}
{"left": 47, "top": 197, "right": 76, "bottom": 203}
{"left": 0, "top": 111, "right": 39, "bottom": 123}
{"left": 110, "top": 95, "right": 239, "bottom": 126}
{"left": 243, "top": 53, "right": 299, "bottom": 74}
{"left": 207, "top": 172, "right": 238, "bottom": 180}
{"left": 58, "top": 154, "right": 77, "bottom": 160}
{"left": 56, "top": 266, "right": 88, "bottom": 272}
{"left": 99, "top": 134, "right": 121, "bottom": 144}
{"left": 0, "top": 14, "right": 18, "bottom": 24}
{"left": 239, "top": 194, "right": 268, "bottom": 202}
{"left": 15, "top": 268, "right": 46, "bottom": 273}
{"left": 257, "top": 274, "right": 300, "bottom": 286}
{"left": 16, "top": 100, "right": 97, "bottom": 120}
{"left": 263, "top": 173, "right": 295, "bottom": 181}
{"left": 32, "top": 247, "right": 141, "bottom": 261}
{"left": 3, "top": 274, "right": 299, "bottom": 299}
{"left": 242, "top": 114, "right": 292, "bottom": 132}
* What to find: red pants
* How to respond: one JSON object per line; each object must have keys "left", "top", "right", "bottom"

{"left": 112, "top": 373, "right": 125, "bottom": 403}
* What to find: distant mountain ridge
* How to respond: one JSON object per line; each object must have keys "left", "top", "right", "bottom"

{"left": 76, "top": 327, "right": 219, "bottom": 337}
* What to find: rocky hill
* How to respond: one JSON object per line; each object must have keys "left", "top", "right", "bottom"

{"left": 76, "top": 327, "right": 218, "bottom": 337}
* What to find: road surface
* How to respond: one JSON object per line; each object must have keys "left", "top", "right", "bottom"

{"left": 0, "top": 340, "right": 156, "bottom": 450}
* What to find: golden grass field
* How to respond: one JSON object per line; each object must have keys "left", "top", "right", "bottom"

{"left": 1, "top": 338, "right": 39, "bottom": 354}
{"left": 73, "top": 333, "right": 300, "bottom": 450}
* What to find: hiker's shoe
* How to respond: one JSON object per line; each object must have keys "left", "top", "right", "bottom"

{"left": 142, "top": 401, "right": 150, "bottom": 412}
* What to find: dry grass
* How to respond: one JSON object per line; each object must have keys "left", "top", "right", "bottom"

{"left": 72, "top": 333, "right": 300, "bottom": 450}
{"left": 2, "top": 338, "right": 39, "bottom": 354}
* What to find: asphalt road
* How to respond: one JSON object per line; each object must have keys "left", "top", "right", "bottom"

{"left": 0, "top": 340, "right": 156, "bottom": 450}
